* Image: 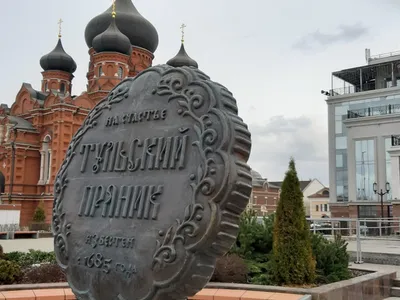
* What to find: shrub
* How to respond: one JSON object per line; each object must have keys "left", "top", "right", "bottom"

{"left": 0, "top": 259, "right": 22, "bottom": 284}
{"left": 230, "top": 210, "right": 274, "bottom": 262}
{"left": 271, "top": 158, "right": 316, "bottom": 285}
{"left": 245, "top": 258, "right": 272, "bottom": 285}
{"left": 33, "top": 201, "right": 46, "bottom": 223}
{"left": 311, "top": 233, "right": 351, "bottom": 284}
{"left": 5, "top": 250, "right": 56, "bottom": 268}
{"left": 211, "top": 254, "right": 248, "bottom": 283}
{"left": 20, "top": 264, "right": 66, "bottom": 284}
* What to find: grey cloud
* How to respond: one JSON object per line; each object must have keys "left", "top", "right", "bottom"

{"left": 293, "top": 23, "right": 369, "bottom": 51}
{"left": 248, "top": 115, "right": 328, "bottom": 184}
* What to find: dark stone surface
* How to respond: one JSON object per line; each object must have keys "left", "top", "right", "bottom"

{"left": 52, "top": 65, "right": 252, "bottom": 300}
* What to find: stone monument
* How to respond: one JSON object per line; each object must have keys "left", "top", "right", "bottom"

{"left": 52, "top": 65, "right": 252, "bottom": 300}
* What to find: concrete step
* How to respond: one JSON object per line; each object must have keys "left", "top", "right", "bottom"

{"left": 385, "top": 298, "right": 400, "bottom": 300}
{"left": 392, "top": 287, "right": 400, "bottom": 297}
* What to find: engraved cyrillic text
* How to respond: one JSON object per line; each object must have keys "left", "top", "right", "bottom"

{"left": 105, "top": 109, "right": 167, "bottom": 127}
{"left": 85, "top": 234, "right": 135, "bottom": 249}
{"left": 78, "top": 185, "right": 163, "bottom": 220}
{"left": 79, "top": 135, "right": 189, "bottom": 174}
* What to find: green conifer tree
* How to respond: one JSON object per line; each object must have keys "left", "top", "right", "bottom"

{"left": 32, "top": 200, "right": 46, "bottom": 223}
{"left": 271, "top": 158, "right": 316, "bottom": 285}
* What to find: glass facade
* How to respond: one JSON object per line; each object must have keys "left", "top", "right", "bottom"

{"left": 355, "top": 140, "right": 375, "bottom": 201}
{"left": 334, "top": 92, "right": 400, "bottom": 202}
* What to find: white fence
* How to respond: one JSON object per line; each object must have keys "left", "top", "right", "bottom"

{"left": 307, "top": 217, "right": 400, "bottom": 264}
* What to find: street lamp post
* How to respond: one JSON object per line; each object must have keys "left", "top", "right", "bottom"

{"left": 373, "top": 182, "right": 390, "bottom": 235}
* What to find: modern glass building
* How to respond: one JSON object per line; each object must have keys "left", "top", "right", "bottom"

{"left": 326, "top": 49, "right": 400, "bottom": 218}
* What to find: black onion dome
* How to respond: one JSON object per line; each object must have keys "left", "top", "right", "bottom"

{"left": 92, "top": 18, "right": 131, "bottom": 55}
{"left": 84, "top": 0, "right": 159, "bottom": 53}
{"left": 167, "top": 43, "right": 198, "bottom": 68}
{"left": 40, "top": 39, "right": 77, "bottom": 73}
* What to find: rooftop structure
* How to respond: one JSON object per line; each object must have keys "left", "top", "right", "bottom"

{"left": 329, "top": 48, "right": 400, "bottom": 97}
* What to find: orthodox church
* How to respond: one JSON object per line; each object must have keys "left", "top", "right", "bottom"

{"left": 0, "top": 0, "right": 198, "bottom": 226}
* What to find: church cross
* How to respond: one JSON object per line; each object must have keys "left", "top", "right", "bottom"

{"left": 180, "top": 23, "right": 186, "bottom": 43}
{"left": 58, "top": 19, "right": 63, "bottom": 38}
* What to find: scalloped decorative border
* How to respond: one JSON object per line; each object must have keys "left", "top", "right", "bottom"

{"left": 52, "top": 65, "right": 252, "bottom": 300}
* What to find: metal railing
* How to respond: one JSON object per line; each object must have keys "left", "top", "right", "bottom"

{"left": 392, "top": 135, "right": 400, "bottom": 146}
{"left": 0, "top": 223, "right": 19, "bottom": 232}
{"left": 307, "top": 217, "right": 400, "bottom": 264}
{"left": 330, "top": 82, "right": 377, "bottom": 96}
{"left": 347, "top": 104, "right": 400, "bottom": 119}
{"left": 369, "top": 50, "right": 400, "bottom": 60}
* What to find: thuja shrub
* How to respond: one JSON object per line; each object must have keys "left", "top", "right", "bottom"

{"left": 0, "top": 259, "right": 22, "bottom": 284}
{"left": 271, "top": 158, "right": 316, "bottom": 285}
{"left": 211, "top": 254, "right": 248, "bottom": 283}
{"left": 32, "top": 201, "right": 46, "bottom": 223}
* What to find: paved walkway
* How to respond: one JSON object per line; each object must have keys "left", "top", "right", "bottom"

{"left": 347, "top": 239, "right": 400, "bottom": 254}
{"left": 1, "top": 238, "right": 53, "bottom": 253}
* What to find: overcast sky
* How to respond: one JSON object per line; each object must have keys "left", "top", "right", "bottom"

{"left": 2, "top": 0, "right": 400, "bottom": 185}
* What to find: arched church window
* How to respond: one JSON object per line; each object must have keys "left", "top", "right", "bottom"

{"left": 60, "top": 83, "right": 66, "bottom": 94}
{"left": 118, "top": 67, "right": 124, "bottom": 79}
{"left": 44, "top": 82, "right": 48, "bottom": 92}
{"left": 38, "top": 135, "right": 52, "bottom": 185}
{"left": 99, "top": 66, "right": 103, "bottom": 77}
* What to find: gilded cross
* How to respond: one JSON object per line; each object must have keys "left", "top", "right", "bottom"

{"left": 112, "top": 0, "right": 116, "bottom": 18}
{"left": 180, "top": 23, "right": 186, "bottom": 43}
{"left": 58, "top": 18, "right": 63, "bottom": 38}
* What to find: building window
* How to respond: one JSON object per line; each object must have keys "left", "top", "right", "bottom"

{"left": 60, "top": 83, "right": 66, "bottom": 94}
{"left": 358, "top": 205, "right": 377, "bottom": 218}
{"left": 324, "top": 204, "right": 328, "bottom": 212}
{"left": 336, "top": 136, "right": 347, "bottom": 150}
{"left": 355, "top": 139, "right": 375, "bottom": 201}
{"left": 336, "top": 171, "right": 348, "bottom": 202}
{"left": 44, "top": 82, "right": 48, "bottom": 91}
{"left": 118, "top": 67, "right": 123, "bottom": 79}
{"left": 99, "top": 66, "right": 103, "bottom": 77}
{"left": 38, "top": 135, "right": 52, "bottom": 185}
{"left": 335, "top": 121, "right": 343, "bottom": 134}
{"left": 385, "top": 138, "right": 393, "bottom": 200}
{"left": 315, "top": 205, "right": 319, "bottom": 212}
{"left": 336, "top": 154, "right": 343, "bottom": 167}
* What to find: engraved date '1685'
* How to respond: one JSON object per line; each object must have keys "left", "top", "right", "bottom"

{"left": 77, "top": 253, "right": 136, "bottom": 279}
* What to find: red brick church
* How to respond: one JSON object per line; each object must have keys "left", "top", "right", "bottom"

{"left": 0, "top": 0, "right": 198, "bottom": 226}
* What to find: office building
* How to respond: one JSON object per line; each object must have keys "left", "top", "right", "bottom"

{"left": 326, "top": 48, "right": 400, "bottom": 219}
